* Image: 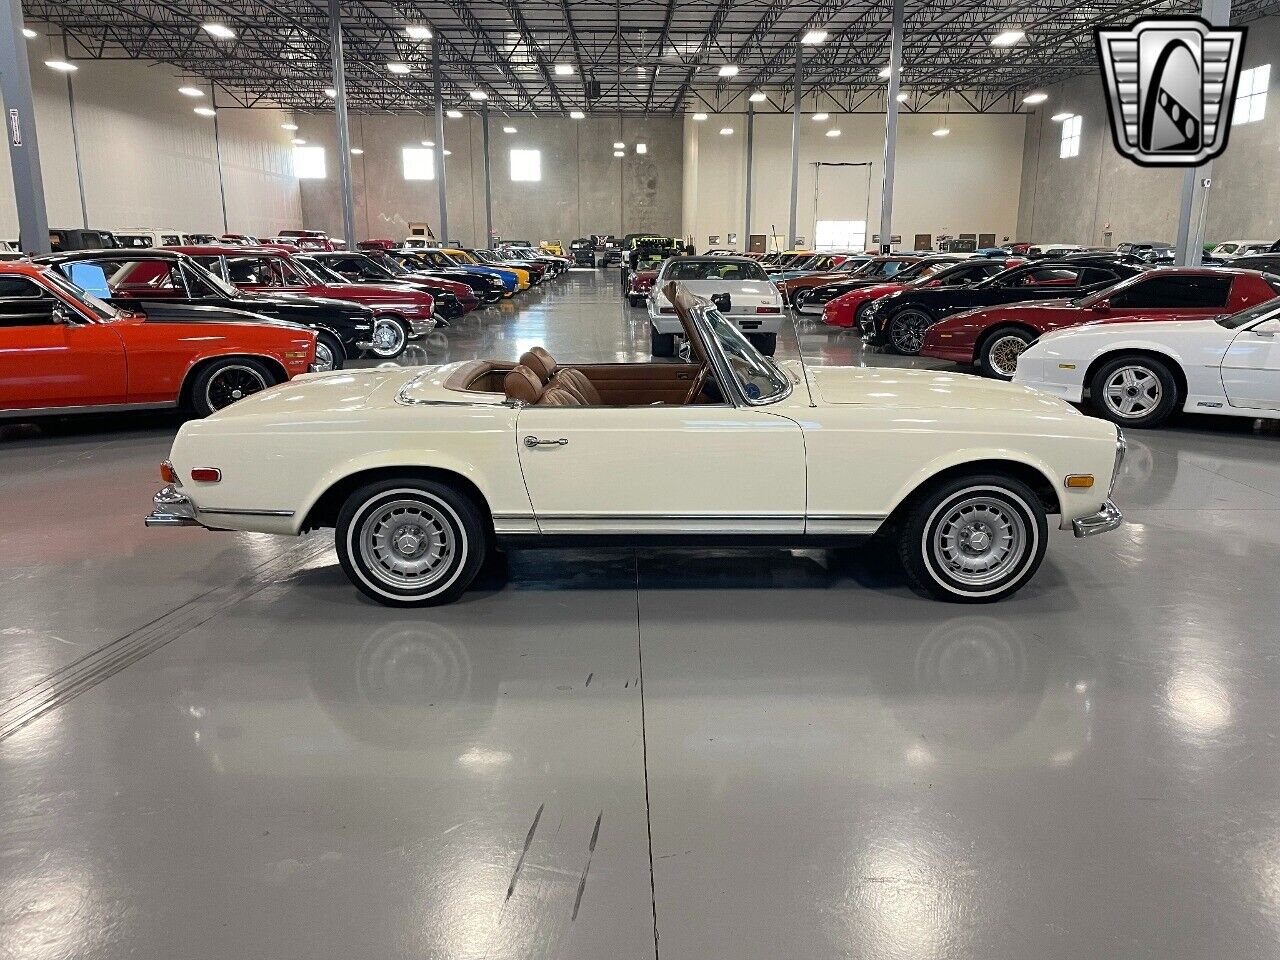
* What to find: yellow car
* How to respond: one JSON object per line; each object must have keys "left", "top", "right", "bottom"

{"left": 441, "top": 247, "right": 530, "bottom": 291}
{"left": 539, "top": 240, "right": 564, "bottom": 256}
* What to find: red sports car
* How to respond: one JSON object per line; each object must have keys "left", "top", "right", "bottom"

{"left": 171, "top": 245, "right": 435, "bottom": 359}
{"left": 0, "top": 261, "right": 315, "bottom": 419}
{"left": 922, "top": 267, "right": 1280, "bottom": 379}
{"left": 822, "top": 258, "right": 1014, "bottom": 327}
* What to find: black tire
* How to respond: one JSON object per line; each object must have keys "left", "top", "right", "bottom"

{"left": 629, "top": 295, "right": 645, "bottom": 307}
{"left": 1088, "top": 355, "right": 1180, "bottom": 428}
{"left": 792, "top": 290, "right": 809, "bottom": 312}
{"left": 978, "top": 327, "right": 1035, "bottom": 380}
{"left": 313, "top": 331, "right": 346, "bottom": 372}
{"left": 885, "top": 308, "right": 933, "bottom": 355}
{"left": 749, "top": 332, "right": 778, "bottom": 356}
{"left": 365, "top": 315, "right": 409, "bottom": 359}
{"left": 336, "top": 479, "right": 488, "bottom": 607}
{"left": 651, "top": 328, "right": 677, "bottom": 357}
{"left": 189, "top": 357, "right": 276, "bottom": 417}
{"left": 897, "top": 473, "right": 1048, "bottom": 603}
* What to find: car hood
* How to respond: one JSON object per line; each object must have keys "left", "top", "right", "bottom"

{"left": 132, "top": 301, "right": 310, "bottom": 331}
{"left": 1040, "top": 316, "right": 1224, "bottom": 343}
{"left": 808, "top": 365, "right": 1075, "bottom": 414}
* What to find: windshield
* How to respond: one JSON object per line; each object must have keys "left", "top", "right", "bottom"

{"left": 293, "top": 256, "right": 345, "bottom": 284}
{"left": 665, "top": 260, "right": 768, "bottom": 282}
{"left": 866, "top": 258, "right": 915, "bottom": 278}
{"left": 1218, "top": 292, "right": 1280, "bottom": 329}
{"left": 44, "top": 268, "right": 119, "bottom": 320}
{"left": 699, "top": 306, "right": 790, "bottom": 403}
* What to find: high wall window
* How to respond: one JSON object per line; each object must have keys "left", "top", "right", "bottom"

{"left": 1234, "top": 64, "right": 1270, "bottom": 124}
{"left": 814, "top": 220, "right": 867, "bottom": 251}
{"left": 510, "top": 148, "right": 542, "bottom": 182}
{"left": 1059, "top": 115, "right": 1082, "bottom": 158}
{"left": 403, "top": 147, "right": 435, "bottom": 180}
{"left": 293, "top": 146, "right": 326, "bottom": 179}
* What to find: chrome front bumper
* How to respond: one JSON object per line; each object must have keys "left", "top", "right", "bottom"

{"left": 1072, "top": 499, "right": 1123, "bottom": 538}
{"left": 144, "top": 485, "right": 202, "bottom": 527}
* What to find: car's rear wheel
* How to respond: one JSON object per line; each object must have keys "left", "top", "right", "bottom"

{"left": 886, "top": 308, "right": 932, "bottom": 355}
{"left": 897, "top": 474, "right": 1048, "bottom": 603}
{"left": 978, "top": 328, "right": 1035, "bottom": 380}
{"left": 748, "top": 332, "right": 778, "bottom": 356}
{"left": 336, "top": 479, "right": 488, "bottom": 607}
{"left": 1089, "top": 355, "right": 1179, "bottom": 428}
{"left": 366, "top": 316, "right": 409, "bottom": 359}
{"left": 313, "top": 331, "right": 345, "bottom": 372}
{"left": 190, "top": 358, "right": 275, "bottom": 417}
{"left": 651, "top": 328, "right": 677, "bottom": 357}
{"left": 629, "top": 294, "right": 645, "bottom": 307}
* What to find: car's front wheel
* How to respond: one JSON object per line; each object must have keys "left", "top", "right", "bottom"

{"left": 313, "top": 331, "right": 346, "bottom": 372}
{"left": 885, "top": 308, "right": 932, "bottom": 355}
{"left": 651, "top": 328, "right": 676, "bottom": 357}
{"left": 336, "top": 479, "right": 488, "bottom": 607}
{"left": 366, "top": 316, "right": 409, "bottom": 359}
{"left": 978, "top": 327, "right": 1035, "bottom": 380}
{"left": 897, "top": 474, "right": 1048, "bottom": 603}
{"left": 190, "top": 357, "right": 275, "bottom": 417}
{"left": 1089, "top": 355, "right": 1179, "bottom": 428}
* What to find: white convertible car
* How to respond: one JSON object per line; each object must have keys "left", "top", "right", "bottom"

{"left": 1014, "top": 298, "right": 1280, "bottom": 428}
{"left": 647, "top": 256, "right": 785, "bottom": 357}
{"left": 147, "top": 284, "right": 1125, "bottom": 607}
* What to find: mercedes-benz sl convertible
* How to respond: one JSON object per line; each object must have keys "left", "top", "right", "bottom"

{"left": 146, "top": 284, "right": 1126, "bottom": 606}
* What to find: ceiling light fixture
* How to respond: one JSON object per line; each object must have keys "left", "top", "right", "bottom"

{"left": 801, "top": 29, "right": 828, "bottom": 45}
{"left": 749, "top": 91, "right": 767, "bottom": 103}
{"left": 879, "top": 65, "right": 892, "bottom": 78}
{"left": 1023, "top": 91, "right": 1049, "bottom": 104}
{"left": 692, "top": 112, "right": 708, "bottom": 120}
{"left": 569, "top": 109, "right": 585, "bottom": 119}
{"left": 469, "top": 89, "right": 488, "bottom": 100}
{"left": 812, "top": 112, "right": 829, "bottom": 121}
{"left": 719, "top": 126, "right": 734, "bottom": 135}
{"left": 281, "top": 122, "right": 299, "bottom": 131}
{"left": 350, "top": 147, "right": 364, "bottom": 155}
{"left": 992, "top": 29, "right": 1025, "bottom": 47}
{"left": 22, "top": 27, "right": 37, "bottom": 39}
{"left": 201, "top": 23, "right": 235, "bottom": 39}
{"left": 896, "top": 92, "right": 909, "bottom": 102}
{"left": 44, "top": 59, "right": 77, "bottom": 72}
{"left": 826, "top": 129, "right": 841, "bottom": 137}
{"left": 1051, "top": 111, "right": 1074, "bottom": 122}
{"left": 178, "top": 86, "right": 204, "bottom": 97}
{"left": 613, "top": 150, "right": 624, "bottom": 157}
{"left": 387, "top": 62, "right": 411, "bottom": 74}
{"left": 195, "top": 107, "right": 219, "bottom": 117}
{"left": 443, "top": 149, "right": 452, "bottom": 156}
{"left": 405, "top": 25, "right": 432, "bottom": 39}
{"left": 932, "top": 126, "right": 950, "bottom": 137}
{"left": 555, "top": 63, "right": 574, "bottom": 76}
{"left": 613, "top": 141, "right": 624, "bottom": 148}
{"left": 446, "top": 109, "right": 463, "bottom": 118}
{"left": 718, "top": 64, "right": 740, "bottom": 77}
{"left": 635, "top": 143, "right": 647, "bottom": 154}
{"left": 324, "top": 88, "right": 337, "bottom": 98}
{"left": 503, "top": 125, "right": 517, "bottom": 133}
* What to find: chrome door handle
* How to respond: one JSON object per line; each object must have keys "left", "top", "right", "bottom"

{"left": 523, "top": 436, "right": 569, "bottom": 448}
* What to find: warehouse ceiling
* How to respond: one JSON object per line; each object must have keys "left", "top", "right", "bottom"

{"left": 24, "top": 0, "right": 1280, "bottom": 114}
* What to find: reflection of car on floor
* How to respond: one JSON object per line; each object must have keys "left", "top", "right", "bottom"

{"left": 647, "top": 256, "right": 785, "bottom": 355}
{"left": 0, "top": 261, "right": 315, "bottom": 420}
{"left": 1014, "top": 295, "right": 1280, "bottom": 429}
{"left": 923, "top": 267, "right": 1280, "bottom": 380}
{"left": 148, "top": 282, "right": 1126, "bottom": 608}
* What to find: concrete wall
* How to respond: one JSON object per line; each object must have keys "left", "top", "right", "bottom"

{"left": 1018, "top": 13, "right": 1280, "bottom": 245}
{"left": 0, "top": 59, "right": 301, "bottom": 241}
{"left": 298, "top": 113, "right": 683, "bottom": 246}
{"left": 684, "top": 111, "right": 1028, "bottom": 251}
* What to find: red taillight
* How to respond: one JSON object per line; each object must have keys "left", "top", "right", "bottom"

{"left": 160, "top": 461, "right": 177, "bottom": 484}
{"left": 190, "top": 467, "right": 222, "bottom": 483}
{"left": 756, "top": 306, "right": 775, "bottom": 314}
{"left": 660, "top": 307, "right": 676, "bottom": 314}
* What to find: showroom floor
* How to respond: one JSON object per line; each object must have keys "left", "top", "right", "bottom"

{"left": 2, "top": 269, "right": 1280, "bottom": 960}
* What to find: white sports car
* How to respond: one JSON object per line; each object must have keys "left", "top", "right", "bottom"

{"left": 1013, "top": 298, "right": 1280, "bottom": 428}
{"left": 147, "top": 284, "right": 1125, "bottom": 607}
{"left": 647, "top": 256, "right": 785, "bottom": 356}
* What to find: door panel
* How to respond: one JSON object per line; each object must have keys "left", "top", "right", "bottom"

{"left": 1222, "top": 323, "right": 1280, "bottom": 410}
{"left": 516, "top": 406, "right": 806, "bottom": 533}
{"left": 0, "top": 322, "right": 127, "bottom": 409}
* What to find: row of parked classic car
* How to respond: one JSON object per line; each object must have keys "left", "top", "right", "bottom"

{"left": 0, "top": 235, "right": 571, "bottom": 422}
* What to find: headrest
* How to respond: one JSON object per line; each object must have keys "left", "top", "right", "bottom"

{"left": 519, "top": 346, "right": 557, "bottom": 382}
{"left": 503, "top": 365, "right": 544, "bottom": 404}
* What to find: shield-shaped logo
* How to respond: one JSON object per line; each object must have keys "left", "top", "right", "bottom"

{"left": 1096, "top": 17, "right": 1246, "bottom": 167}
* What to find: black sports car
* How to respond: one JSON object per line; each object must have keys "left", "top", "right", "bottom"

{"left": 795, "top": 255, "right": 961, "bottom": 313}
{"left": 38, "top": 249, "right": 374, "bottom": 371}
{"left": 861, "top": 256, "right": 1144, "bottom": 354}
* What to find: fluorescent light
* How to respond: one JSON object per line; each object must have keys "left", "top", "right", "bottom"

{"left": 932, "top": 126, "right": 950, "bottom": 137}
{"left": 718, "top": 65, "right": 739, "bottom": 77}
{"left": 801, "top": 29, "right": 828, "bottom": 45}
{"left": 569, "top": 109, "right": 585, "bottom": 119}
{"left": 421, "top": 140, "right": 434, "bottom": 146}
{"left": 405, "top": 25, "right": 432, "bottom": 39}
{"left": 443, "top": 149, "right": 452, "bottom": 156}
{"left": 350, "top": 147, "right": 364, "bottom": 155}
{"left": 387, "top": 62, "right": 411, "bottom": 74}
{"left": 503, "top": 125, "right": 517, "bottom": 133}
{"left": 635, "top": 143, "right": 647, "bottom": 154}
{"left": 202, "top": 23, "right": 235, "bottom": 39}
{"left": 992, "top": 29, "right": 1025, "bottom": 47}
{"left": 812, "top": 112, "right": 829, "bottom": 121}
{"left": 879, "top": 65, "right": 892, "bottom": 78}
{"left": 896, "top": 92, "right": 909, "bottom": 102}
{"left": 749, "top": 91, "right": 767, "bottom": 103}
{"left": 613, "top": 150, "right": 624, "bottom": 157}
{"left": 554, "top": 63, "right": 574, "bottom": 76}
{"left": 613, "top": 141, "right": 625, "bottom": 148}
{"left": 469, "top": 89, "right": 488, "bottom": 100}
{"left": 692, "top": 112, "right": 708, "bottom": 121}
{"left": 178, "top": 86, "right": 204, "bottom": 97}
{"left": 1023, "top": 91, "right": 1048, "bottom": 104}
{"left": 826, "top": 129, "right": 841, "bottom": 137}
{"left": 1051, "top": 111, "right": 1074, "bottom": 122}
{"left": 22, "top": 28, "right": 37, "bottom": 39}
{"left": 324, "top": 88, "right": 337, "bottom": 98}
{"left": 281, "top": 122, "right": 299, "bottom": 131}
{"left": 195, "top": 107, "right": 218, "bottom": 118}
{"left": 44, "top": 59, "right": 77, "bottom": 72}
{"left": 446, "top": 109, "right": 463, "bottom": 118}
{"left": 291, "top": 137, "right": 306, "bottom": 144}
{"left": 719, "top": 126, "right": 734, "bottom": 135}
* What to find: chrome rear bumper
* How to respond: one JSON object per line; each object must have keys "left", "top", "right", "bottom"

{"left": 145, "top": 485, "right": 201, "bottom": 527}
{"left": 1072, "top": 499, "right": 1123, "bottom": 538}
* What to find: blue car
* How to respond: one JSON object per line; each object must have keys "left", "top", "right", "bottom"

{"left": 399, "top": 247, "right": 520, "bottom": 293}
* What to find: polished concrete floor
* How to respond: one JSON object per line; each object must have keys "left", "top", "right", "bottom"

{"left": 3, "top": 269, "right": 1280, "bottom": 960}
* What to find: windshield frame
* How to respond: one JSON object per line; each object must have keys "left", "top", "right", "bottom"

{"left": 42, "top": 267, "right": 121, "bottom": 321}
{"left": 689, "top": 302, "right": 793, "bottom": 407}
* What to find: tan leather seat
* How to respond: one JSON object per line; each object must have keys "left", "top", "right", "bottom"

{"left": 539, "top": 387, "right": 582, "bottom": 407}
{"left": 519, "top": 348, "right": 602, "bottom": 405}
{"left": 503, "top": 364, "right": 584, "bottom": 407}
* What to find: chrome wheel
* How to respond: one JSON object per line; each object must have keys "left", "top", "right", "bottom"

{"left": 358, "top": 499, "right": 457, "bottom": 590}
{"left": 313, "top": 339, "right": 337, "bottom": 371}
{"left": 1102, "top": 365, "right": 1163, "bottom": 420}
{"left": 889, "top": 311, "right": 929, "bottom": 354}
{"left": 204, "top": 364, "right": 268, "bottom": 411}
{"left": 930, "top": 496, "right": 1027, "bottom": 589}
{"left": 369, "top": 317, "right": 408, "bottom": 358}
{"left": 987, "top": 334, "right": 1029, "bottom": 378}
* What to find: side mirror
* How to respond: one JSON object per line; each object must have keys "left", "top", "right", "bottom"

{"left": 1093, "top": 299, "right": 1111, "bottom": 312}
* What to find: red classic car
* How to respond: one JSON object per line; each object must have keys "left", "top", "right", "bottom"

{"left": 922, "top": 267, "right": 1280, "bottom": 379}
{"left": 822, "top": 258, "right": 1014, "bottom": 328}
{"left": 627, "top": 266, "right": 660, "bottom": 306}
{"left": 0, "top": 261, "right": 315, "bottom": 419}
{"left": 170, "top": 245, "right": 436, "bottom": 358}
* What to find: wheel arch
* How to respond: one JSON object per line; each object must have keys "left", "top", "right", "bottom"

{"left": 1083, "top": 347, "right": 1187, "bottom": 405}
{"left": 301, "top": 464, "right": 494, "bottom": 534}
{"left": 884, "top": 456, "right": 1062, "bottom": 528}
{"left": 975, "top": 320, "right": 1041, "bottom": 354}
{"left": 178, "top": 353, "right": 289, "bottom": 410}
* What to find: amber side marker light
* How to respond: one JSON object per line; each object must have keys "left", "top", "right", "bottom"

{"left": 191, "top": 468, "right": 222, "bottom": 483}
{"left": 160, "top": 461, "right": 178, "bottom": 484}
{"left": 1065, "top": 474, "right": 1095, "bottom": 489}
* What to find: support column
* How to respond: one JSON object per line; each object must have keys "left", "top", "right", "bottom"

{"left": 328, "top": 0, "right": 357, "bottom": 249}
{"left": 481, "top": 105, "right": 493, "bottom": 246}
{"left": 432, "top": 35, "right": 449, "bottom": 243}
{"left": 787, "top": 45, "right": 802, "bottom": 248}
{"left": 0, "top": 0, "right": 50, "bottom": 253}
{"left": 65, "top": 57, "right": 89, "bottom": 228}
{"left": 211, "top": 88, "right": 229, "bottom": 233}
{"left": 1175, "top": 0, "right": 1232, "bottom": 265}
{"left": 744, "top": 103, "right": 754, "bottom": 253}
{"left": 879, "top": 0, "right": 905, "bottom": 254}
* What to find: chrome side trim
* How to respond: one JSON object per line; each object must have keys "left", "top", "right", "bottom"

{"left": 1072, "top": 499, "right": 1123, "bottom": 538}
{"left": 201, "top": 507, "right": 295, "bottom": 517}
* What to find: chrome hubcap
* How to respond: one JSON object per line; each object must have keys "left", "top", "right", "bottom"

{"left": 359, "top": 500, "right": 456, "bottom": 589}
{"left": 933, "top": 498, "right": 1026, "bottom": 587}
{"left": 314, "top": 341, "right": 336, "bottom": 371}
{"left": 988, "top": 335, "right": 1028, "bottom": 377}
{"left": 1104, "top": 366, "right": 1162, "bottom": 419}
{"left": 370, "top": 318, "right": 407, "bottom": 357}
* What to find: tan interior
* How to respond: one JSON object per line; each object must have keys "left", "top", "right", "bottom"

{"left": 443, "top": 355, "right": 706, "bottom": 407}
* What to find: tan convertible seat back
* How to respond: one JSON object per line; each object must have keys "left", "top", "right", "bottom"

{"left": 504, "top": 365, "right": 544, "bottom": 404}
{"left": 538, "top": 387, "right": 583, "bottom": 407}
{"left": 519, "top": 348, "right": 603, "bottom": 406}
